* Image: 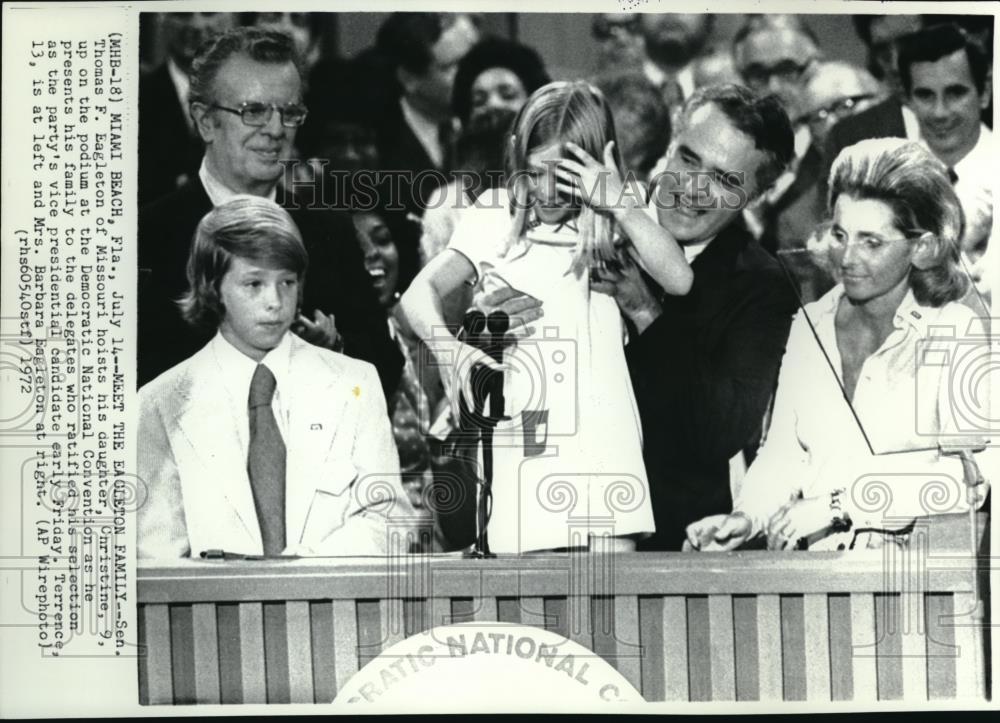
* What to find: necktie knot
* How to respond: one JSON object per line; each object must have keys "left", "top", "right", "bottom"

{"left": 249, "top": 364, "right": 277, "bottom": 409}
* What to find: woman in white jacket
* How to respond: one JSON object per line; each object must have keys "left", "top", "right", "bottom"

{"left": 685, "top": 138, "right": 995, "bottom": 552}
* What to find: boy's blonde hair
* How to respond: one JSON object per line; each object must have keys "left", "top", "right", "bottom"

{"left": 178, "top": 196, "right": 308, "bottom": 329}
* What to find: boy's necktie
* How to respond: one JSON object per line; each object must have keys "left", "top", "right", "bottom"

{"left": 247, "top": 364, "right": 286, "bottom": 555}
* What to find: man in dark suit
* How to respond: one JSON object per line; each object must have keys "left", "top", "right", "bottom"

{"left": 138, "top": 12, "right": 236, "bottom": 206}
{"left": 366, "top": 13, "right": 479, "bottom": 284}
{"left": 593, "top": 85, "right": 800, "bottom": 550}
{"left": 138, "top": 27, "right": 402, "bottom": 397}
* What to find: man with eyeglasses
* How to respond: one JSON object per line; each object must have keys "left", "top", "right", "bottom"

{"left": 138, "top": 26, "right": 403, "bottom": 397}
{"left": 826, "top": 22, "right": 994, "bottom": 291}
{"left": 758, "top": 61, "right": 883, "bottom": 277}
{"left": 732, "top": 15, "right": 823, "bottom": 254}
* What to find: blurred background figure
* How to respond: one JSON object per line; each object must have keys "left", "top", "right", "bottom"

{"left": 139, "top": 12, "right": 236, "bottom": 205}
{"left": 372, "top": 12, "right": 481, "bottom": 285}
{"left": 419, "top": 39, "right": 549, "bottom": 269}
{"left": 853, "top": 13, "right": 924, "bottom": 100}
{"left": 250, "top": 11, "right": 322, "bottom": 69}
{"left": 451, "top": 37, "right": 550, "bottom": 126}
{"left": 733, "top": 15, "right": 823, "bottom": 252}
{"left": 593, "top": 71, "right": 672, "bottom": 183}
{"left": 420, "top": 107, "right": 517, "bottom": 268}
{"left": 639, "top": 14, "right": 716, "bottom": 108}
{"left": 733, "top": 14, "right": 822, "bottom": 125}
{"left": 591, "top": 13, "right": 645, "bottom": 73}
{"left": 899, "top": 23, "right": 994, "bottom": 286}
{"left": 692, "top": 49, "right": 741, "bottom": 89}
{"left": 759, "top": 60, "right": 883, "bottom": 286}
{"left": 798, "top": 61, "right": 883, "bottom": 150}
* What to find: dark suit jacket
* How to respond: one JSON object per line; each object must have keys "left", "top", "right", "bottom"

{"left": 626, "top": 221, "right": 799, "bottom": 551}
{"left": 374, "top": 101, "right": 452, "bottom": 286}
{"left": 138, "top": 64, "right": 204, "bottom": 207}
{"left": 819, "top": 96, "right": 908, "bottom": 205}
{"left": 137, "top": 177, "right": 403, "bottom": 397}
{"left": 762, "top": 144, "right": 826, "bottom": 254}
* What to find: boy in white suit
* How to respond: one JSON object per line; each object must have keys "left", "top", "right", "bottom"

{"left": 138, "top": 196, "right": 415, "bottom": 558}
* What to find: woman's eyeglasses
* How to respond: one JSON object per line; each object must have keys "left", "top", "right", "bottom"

{"left": 210, "top": 101, "right": 309, "bottom": 128}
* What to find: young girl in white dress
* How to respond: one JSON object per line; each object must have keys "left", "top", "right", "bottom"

{"left": 401, "top": 81, "right": 693, "bottom": 552}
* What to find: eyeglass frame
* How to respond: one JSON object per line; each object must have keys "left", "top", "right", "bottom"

{"left": 740, "top": 58, "right": 815, "bottom": 89}
{"left": 207, "top": 101, "right": 309, "bottom": 128}
{"left": 797, "top": 93, "right": 877, "bottom": 127}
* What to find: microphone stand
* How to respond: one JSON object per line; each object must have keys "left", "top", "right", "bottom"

{"left": 460, "top": 310, "right": 508, "bottom": 559}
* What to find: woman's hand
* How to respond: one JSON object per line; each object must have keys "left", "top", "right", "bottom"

{"left": 766, "top": 496, "right": 830, "bottom": 550}
{"left": 555, "top": 141, "right": 634, "bottom": 216}
{"left": 683, "top": 512, "right": 754, "bottom": 551}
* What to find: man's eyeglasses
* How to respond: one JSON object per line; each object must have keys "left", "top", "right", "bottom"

{"left": 798, "top": 94, "right": 876, "bottom": 127}
{"left": 741, "top": 59, "right": 812, "bottom": 89}
{"left": 210, "top": 101, "right": 309, "bottom": 128}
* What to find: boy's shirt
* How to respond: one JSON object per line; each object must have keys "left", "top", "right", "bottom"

{"left": 212, "top": 330, "right": 293, "bottom": 453}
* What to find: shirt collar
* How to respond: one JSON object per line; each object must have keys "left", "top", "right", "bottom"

{"left": 211, "top": 329, "right": 294, "bottom": 409}
{"left": 952, "top": 123, "right": 993, "bottom": 177}
{"left": 813, "top": 284, "right": 929, "bottom": 335}
{"left": 683, "top": 238, "right": 712, "bottom": 264}
{"left": 199, "top": 156, "right": 278, "bottom": 206}
{"left": 642, "top": 59, "right": 695, "bottom": 100}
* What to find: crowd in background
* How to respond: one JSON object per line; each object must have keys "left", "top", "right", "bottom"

{"left": 137, "top": 11, "right": 996, "bottom": 557}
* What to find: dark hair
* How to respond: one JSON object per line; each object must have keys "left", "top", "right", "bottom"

{"left": 898, "top": 23, "right": 990, "bottom": 95}
{"left": 852, "top": 15, "right": 875, "bottom": 46}
{"left": 732, "top": 13, "right": 821, "bottom": 52}
{"left": 376, "top": 12, "right": 446, "bottom": 76}
{"left": 454, "top": 105, "right": 517, "bottom": 198}
{"left": 829, "top": 138, "right": 967, "bottom": 307}
{"left": 179, "top": 197, "right": 308, "bottom": 329}
{"left": 188, "top": 26, "right": 304, "bottom": 108}
{"left": 593, "top": 71, "right": 671, "bottom": 178}
{"left": 451, "top": 37, "right": 551, "bottom": 123}
{"left": 675, "top": 84, "right": 794, "bottom": 197}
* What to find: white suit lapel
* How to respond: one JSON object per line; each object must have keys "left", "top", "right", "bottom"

{"left": 284, "top": 339, "right": 353, "bottom": 545}
{"left": 174, "top": 347, "right": 262, "bottom": 552}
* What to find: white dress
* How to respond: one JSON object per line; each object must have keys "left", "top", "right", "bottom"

{"left": 448, "top": 200, "right": 654, "bottom": 552}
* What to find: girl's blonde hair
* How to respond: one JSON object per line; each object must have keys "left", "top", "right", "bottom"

{"left": 503, "top": 80, "right": 625, "bottom": 274}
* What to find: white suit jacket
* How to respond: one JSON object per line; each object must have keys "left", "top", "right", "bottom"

{"left": 137, "top": 334, "right": 414, "bottom": 558}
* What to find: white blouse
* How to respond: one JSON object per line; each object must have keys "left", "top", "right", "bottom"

{"left": 735, "top": 285, "right": 997, "bottom": 549}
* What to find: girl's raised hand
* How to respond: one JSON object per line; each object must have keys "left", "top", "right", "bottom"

{"left": 555, "top": 141, "right": 634, "bottom": 216}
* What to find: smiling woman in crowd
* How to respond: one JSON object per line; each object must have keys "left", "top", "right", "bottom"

{"left": 685, "top": 138, "right": 994, "bottom": 552}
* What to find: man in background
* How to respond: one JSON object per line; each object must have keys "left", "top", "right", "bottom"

{"left": 138, "top": 12, "right": 236, "bottom": 205}
{"left": 138, "top": 27, "right": 402, "bottom": 396}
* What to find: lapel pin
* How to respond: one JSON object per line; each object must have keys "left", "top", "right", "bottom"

{"left": 310, "top": 423, "right": 323, "bottom": 430}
